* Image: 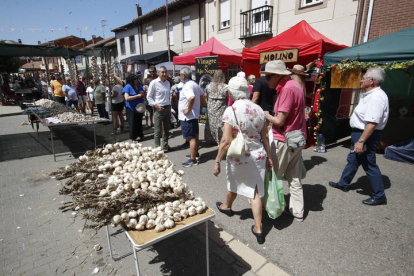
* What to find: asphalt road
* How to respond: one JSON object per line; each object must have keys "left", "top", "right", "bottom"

{"left": 1, "top": 114, "right": 413, "bottom": 276}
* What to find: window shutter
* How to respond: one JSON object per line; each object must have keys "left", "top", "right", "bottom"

{"left": 168, "top": 22, "right": 174, "bottom": 45}
{"left": 183, "top": 19, "right": 191, "bottom": 41}
{"left": 220, "top": 0, "right": 230, "bottom": 29}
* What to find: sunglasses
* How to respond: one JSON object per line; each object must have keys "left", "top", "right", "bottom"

{"left": 265, "top": 74, "right": 276, "bottom": 80}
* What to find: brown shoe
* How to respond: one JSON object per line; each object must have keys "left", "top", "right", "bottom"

{"left": 163, "top": 145, "right": 173, "bottom": 152}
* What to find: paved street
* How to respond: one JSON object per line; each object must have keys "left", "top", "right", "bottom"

{"left": 1, "top": 112, "right": 413, "bottom": 276}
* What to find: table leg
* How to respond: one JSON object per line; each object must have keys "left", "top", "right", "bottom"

{"left": 206, "top": 221, "right": 210, "bottom": 276}
{"left": 131, "top": 242, "right": 140, "bottom": 276}
{"left": 50, "top": 127, "right": 55, "bottom": 162}
{"left": 105, "top": 225, "right": 115, "bottom": 260}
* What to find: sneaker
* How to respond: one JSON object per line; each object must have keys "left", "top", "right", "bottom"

{"left": 186, "top": 153, "right": 200, "bottom": 160}
{"left": 284, "top": 206, "right": 303, "bottom": 222}
{"left": 182, "top": 159, "right": 199, "bottom": 167}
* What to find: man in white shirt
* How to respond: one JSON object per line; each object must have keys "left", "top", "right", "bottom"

{"left": 329, "top": 68, "right": 389, "bottom": 206}
{"left": 146, "top": 66, "right": 172, "bottom": 151}
{"left": 179, "top": 67, "right": 203, "bottom": 167}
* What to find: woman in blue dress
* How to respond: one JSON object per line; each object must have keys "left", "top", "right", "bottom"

{"left": 122, "top": 75, "right": 146, "bottom": 141}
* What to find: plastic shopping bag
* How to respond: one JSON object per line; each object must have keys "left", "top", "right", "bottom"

{"left": 264, "top": 170, "right": 285, "bottom": 219}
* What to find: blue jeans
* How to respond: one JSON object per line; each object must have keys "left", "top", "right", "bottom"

{"left": 338, "top": 130, "right": 386, "bottom": 200}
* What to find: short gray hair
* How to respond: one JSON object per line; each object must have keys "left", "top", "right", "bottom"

{"left": 180, "top": 67, "right": 192, "bottom": 79}
{"left": 158, "top": 66, "right": 167, "bottom": 72}
{"left": 366, "top": 68, "right": 386, "bottom": 86}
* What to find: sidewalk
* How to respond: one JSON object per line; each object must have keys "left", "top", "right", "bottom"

{"left": 0, "top": 114, "right": 289, "bottom": 276}
{"left": 0, "top": 104, "right": 22, "bottom": 117}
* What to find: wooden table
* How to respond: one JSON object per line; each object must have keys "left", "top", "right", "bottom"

{"left": 106, "top": 208, "right": 215, "bottom": 276}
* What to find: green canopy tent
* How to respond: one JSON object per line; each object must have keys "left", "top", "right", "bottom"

{"left": 324, "top": 26, "right": 414, "bottom": 66}
{"left": 0, "top": 43, "right": 100, "bottom": 58}
{"left": 320, "top": 26, "right": 414, "bottom": 144}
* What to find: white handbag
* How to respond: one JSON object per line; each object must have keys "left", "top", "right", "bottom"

{"left": 227, "top": 108, "right": 248, "bottom": 157}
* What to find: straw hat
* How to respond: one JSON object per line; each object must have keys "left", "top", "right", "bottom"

{"left": 260, "top": 60, "right": 291, "bottom": 75}
{"left": 114, "top": 76, "right": 122, "bottom": 85}
{"left": 288, "top": 64, "right": 309, "bottom": 76}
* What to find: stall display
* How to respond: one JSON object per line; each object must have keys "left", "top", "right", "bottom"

{"left": 321, "top": 26, "right": 414, "bottom": 144}
{"left": 52, "top": 141, "right": 208, "bottom": 231}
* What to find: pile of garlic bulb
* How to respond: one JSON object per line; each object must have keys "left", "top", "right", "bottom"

{"left": 74, "top": 141, "right": 207, "bottom": 231}
{"left": 111, "top": 198, "right": 207, "bottom": 232}
{"left": 34, "top": 99, "right": 76, "bottom": 116}
{"left": 54, "top": 112, "right": 106, "bottom": 123}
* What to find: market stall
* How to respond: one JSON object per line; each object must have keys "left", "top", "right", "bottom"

{"left": 242, "top": 21, "right": 347, "bottom": 146}
{"left": 173, "top": 37, "right": 242, "bottom": 71}
{"left": 241, "top": 20, "right": 347, "bottom": 78}
{"left": 320, "top": 26, "right": 414, "bottom": 146}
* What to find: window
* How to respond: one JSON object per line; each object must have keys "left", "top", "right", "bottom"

{"left": 129, "top": 35, "right": 136, "bottom": 54}
{"left": 300, "top": 0, "right": 323, "bottom": 8}
{"left": 182, "top": 16, "right": 191, "bottom": 42}
{"left": 146, "top": 26, "right": 153, "bottom": 43}
{"left": 168, "top": 22, "right": 174, "bottom": 46}
{"left": 220, "top": 0, "right": 230, "bottom": 29}
{"left": 120, "top": 38, "right": 126, "bottom": 55}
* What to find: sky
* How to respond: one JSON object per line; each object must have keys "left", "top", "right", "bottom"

{"left": 0, "top": 0, "right": 173, "bottom": 45}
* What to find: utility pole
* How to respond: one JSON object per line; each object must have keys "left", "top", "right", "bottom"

{"left": 101, "top": 19, "right": 107, "bottom": 38}
{"left": 165, "top": 0, "right": 170, "bottom": 62}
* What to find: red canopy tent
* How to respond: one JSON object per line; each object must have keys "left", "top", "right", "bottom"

{"left": 173, "top": 37, "right": 242, "bottom": 71}
{"left": 242, "top": 20, "right": 347, "bottom": 77}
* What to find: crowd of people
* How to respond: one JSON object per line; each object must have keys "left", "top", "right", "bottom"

{"left": 29, "top": 60, "right": 389, "bottom": 245}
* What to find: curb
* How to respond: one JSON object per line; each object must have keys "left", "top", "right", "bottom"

{"left": 191, "top": 221, "right": 290, "bottom": 276}
{"left": 0, "top": 112, "right": 22, "bottom": 118}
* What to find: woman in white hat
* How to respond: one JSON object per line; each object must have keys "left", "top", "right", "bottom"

{"left": 213, "top": 76, "right": 272, "bottom": 244}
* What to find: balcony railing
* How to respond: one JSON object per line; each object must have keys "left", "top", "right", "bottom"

{"left": 240, "top": 5, "right": 273, "bottom": 39}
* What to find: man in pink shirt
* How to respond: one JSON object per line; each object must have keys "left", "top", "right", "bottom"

{"left": 263, "top": 60, "right": 306, "bottom": 222}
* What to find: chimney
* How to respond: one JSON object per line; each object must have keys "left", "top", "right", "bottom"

{"left": 136, "top": 3, "right": 142, "bottom": 18}
{"left": 92, "top": 35, "right": 96, "bottom": 39}
{"left": 18, "top": 39, "right": 22, "bottom": 44}
{"left": 38, "top": 41, "right": 41, "bottom": 45}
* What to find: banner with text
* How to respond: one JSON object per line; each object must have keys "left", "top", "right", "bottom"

{"left": 260, "top": 48, "right": 299, "bottom": 64}
{"left": 195, "top": 56, "right": 218, "bottom": 125}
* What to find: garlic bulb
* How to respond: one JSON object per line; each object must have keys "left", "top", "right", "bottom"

{"left": 146, "top": 219, "right": 156, "bottom": 229}
{"left": 137, "top": 207, "right": 147, "bottom": 215}
{"left": 165, "top": 207, "right": 174, "bottom": 216}
{"left": 138, "top": 215, "right": 148, "bottom": 224}
{"left": 164, "top": 218, "right": 175, "bottom": 229}
{"left": 173, "top": 212, "right": 182, "bottom": 222}
{"left": 112, "top": 215, "right": 121, "bottom": 225}
{"left": 99, "top": 189, "right": 108, "bottom": 196}
{"left": 155, "top": 223, "right": 166, "bottom": 232}
{"left": 121, "top": 212, "right": 128, "bottom": 221}
{"left": 196, "top": 206, "right": 204, "bottom": 214}
{"left": 135, "top": 223, "right": 145, "bottom": 231}
{"left": 157, "top": 204, "right": 166, "bottom": 211}
{"left": 147, "top": 211, "right": 156, "bottom": 220}
{"left": 180, "top": 209, "right": 189, "bottom": 219}
{"left": 128, "top": 210, "right": 138, "bottom": 218}
{"left": 172, "top": 200, "right": 181, "bottom": 208}
{"left": 127, "top": 219, "right": 137, "bottom": 228}
{"left": 188, "top": 206, "right": 196, "bottom": 216}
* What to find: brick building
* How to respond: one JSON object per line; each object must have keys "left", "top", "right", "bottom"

{"left": 354, "top": 0, "right": 414, "bottom": 44}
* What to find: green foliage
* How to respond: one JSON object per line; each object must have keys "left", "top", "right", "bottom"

{"left": 326, "top": 59, "right": 414, "bottom": 72}
{"left": 0, "top": 56, "right": 21, "bottom": 73}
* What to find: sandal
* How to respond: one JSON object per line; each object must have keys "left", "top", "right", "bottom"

{"left": 251, "top": 225, "right": 265, "bottom": 244}
{"left": 216, "top": 202, "right": 233, "bottom": 217}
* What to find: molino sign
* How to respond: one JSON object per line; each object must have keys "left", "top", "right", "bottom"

{"left": 260, "top": 49, "right": 299, "bottom": 64}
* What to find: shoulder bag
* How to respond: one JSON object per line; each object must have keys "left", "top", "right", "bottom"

{"left": 227, "top": 107, "right": 248, "bottom": 157}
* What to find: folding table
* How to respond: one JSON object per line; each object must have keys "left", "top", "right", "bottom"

{"left": 106, "top": 208, "right": 215, "bottom": 276}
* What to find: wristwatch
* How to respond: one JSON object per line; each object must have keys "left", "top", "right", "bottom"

{"left": 358, "top": 139, "right": 365, "bottom": 143}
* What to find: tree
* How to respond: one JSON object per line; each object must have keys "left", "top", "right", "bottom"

{"left": 0, "top": 56, "right": 21, "bottom": 73}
